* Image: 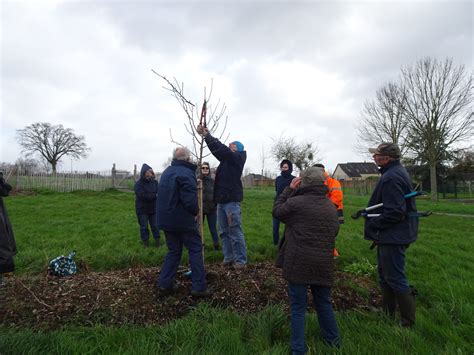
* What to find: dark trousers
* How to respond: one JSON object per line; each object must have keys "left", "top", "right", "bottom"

{"left": 203, "top": 212, "right": 219, "bottom": 245}
{"left": 272, "top": 217, "right": 281, "bottom": 245}
{"left": 158, "top": 230, "right": 207, "bottom": 292}
{"left": 377, "top": 244, "right": 410, "bottom": 293}
{"left": 288, "top": 283, "right": 340, "bottom": 353}
{"left": 137, "top": 213, "right": 160, "bottom": 241}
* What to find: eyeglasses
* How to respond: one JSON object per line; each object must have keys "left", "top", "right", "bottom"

{"left": 201, "top": 167, "right": 209, "bottom": 170}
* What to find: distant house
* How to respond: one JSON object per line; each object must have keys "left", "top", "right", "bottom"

{"left": 242, "top": 173, "right": 273, "bottom": 188}
{"left": 333, "top": 162, "right": 379, "bottom": 181}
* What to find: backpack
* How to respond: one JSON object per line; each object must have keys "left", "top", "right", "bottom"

{"left": 48, "top": 251, "right": 77, "bottom": 277}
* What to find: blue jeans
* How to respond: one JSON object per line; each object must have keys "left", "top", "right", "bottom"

{"left": 203, "top": 212, "right": 219, "bottom": 245}
{"left": 288, "top": 283, "right": 340, "bottom": 353}
{"left": 377, "top": 244, "right": 410, "bottom": 293}
{"left": 137, "top": 213, "right": 160, "bottom": 241}
{"left": 158, "top": 230, "right": 207, "bottom": 292}
{"left": 272, "top": 217, "right": 281, "bottom": 245}
{"left": 217, "top": 202, "right": 247, "bottom": 264}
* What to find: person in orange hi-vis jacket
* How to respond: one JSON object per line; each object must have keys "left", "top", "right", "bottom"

{"left": 313, "top": 164, "right": 344, "bottom": 257}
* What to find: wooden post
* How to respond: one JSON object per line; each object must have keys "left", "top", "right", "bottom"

{"left": 197, "top": 178, "right": 204, "bottom": 260}
{"left": 133, "top": 164, "right": 137, "bottom": 181}
{"left": 16, "top": 165, "right": 20, "bottom": 191}
{"left": 112, "top": 163, "right": 116, "bottom": 188}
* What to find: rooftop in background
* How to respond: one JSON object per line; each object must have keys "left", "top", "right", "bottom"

{"left": 333, "top": 162, "right": 379, "bottom": 181}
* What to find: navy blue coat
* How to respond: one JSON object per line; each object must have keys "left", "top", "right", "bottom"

{"left": 134, "top": 164, "right": 159, "bottom": 215}
{"left": 157, "top": 160, "right": 199, "bottom": 232}
{"left": 275, "top": 171, "right": 296, "bottom": 199}
{"left": 364, "top": 160, "right": 418, "bottom": 245}
{"left": 205, "top": 134, "right": 247, "bottom": 203}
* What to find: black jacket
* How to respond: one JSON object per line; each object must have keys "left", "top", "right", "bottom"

{"left": 0, "top": 179, "right": 16, "bottom": 273}
{"left": 157, "top": 160, "right": 199, "bottom": 232}
{"left": 202, "top": 175, "right": 217, "bottom": 214}
{"left": 134, "top": 164, "right": 159, "bottom": 215}
{"left": 205, "top": 134, "right": 246, "bottom": 203}
{"left": 364, "top": 160, "right": 418, "bottom": 245}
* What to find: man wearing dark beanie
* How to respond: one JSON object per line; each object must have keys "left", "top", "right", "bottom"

{"left": 196, "top": 124, "right": 248, "bottom": 269}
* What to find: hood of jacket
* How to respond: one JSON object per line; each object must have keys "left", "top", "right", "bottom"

{"left": 140, "top": 163, "right": 153, "bottom": 180}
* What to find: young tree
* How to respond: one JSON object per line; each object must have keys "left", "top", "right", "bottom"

{"left": 152, "top": 70, "right": 229, "bottom": 242}
{"left": 402, "top": 58, "right": 473, "bottom": 201}
{"left": 270, "top": 136, "right": 319, "bottom": 171}
{"left": 355, "top": 82, "right": 409, "bottom": 155}
{"left": 16, "top": 122, "right": 90, "bottom": 173}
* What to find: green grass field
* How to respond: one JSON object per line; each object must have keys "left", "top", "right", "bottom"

{"left": 1, "top": 188, "right": 473, "bottom": 354}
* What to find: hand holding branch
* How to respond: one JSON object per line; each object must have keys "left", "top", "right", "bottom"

{"left": 196, "top": 124, "right": 209, "bottom": 137}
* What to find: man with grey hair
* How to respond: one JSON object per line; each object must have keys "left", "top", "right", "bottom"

{"left": 156, "top": 147, "right": 209, "bottom": 297}
{"left": 365, "top": 142, "right": 418, "bottom": 327}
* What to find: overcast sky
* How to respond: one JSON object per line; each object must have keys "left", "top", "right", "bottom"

{"left": 1, "top": 0, "right": 472, "bottom": 175}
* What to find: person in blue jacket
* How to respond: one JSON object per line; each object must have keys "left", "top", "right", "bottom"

{"left": 134, "top": 164, "right": 160, "bottom": 248}
{"left": 157, "top": 147, "right": 209, "bottom": 297}
{"left": 273, "top": 159, "right": 295, "bottom": 245}
{"left": 196, "top": 124, "right": 247, "bottom": 269}
{"left": 365, "top": 142, "right": 418, "bottom": 327}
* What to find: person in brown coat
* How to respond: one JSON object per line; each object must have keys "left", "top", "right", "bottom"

{"left": 273, "top": 167, "right": 340, "bottom": 353}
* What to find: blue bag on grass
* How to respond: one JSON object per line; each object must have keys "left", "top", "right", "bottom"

{"left": 48, "top": 251, "right": 77, "bottom": 277}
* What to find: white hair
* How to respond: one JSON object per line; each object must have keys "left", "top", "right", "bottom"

{"left": 173, "top": 147, "right": 191, "bottom": 161}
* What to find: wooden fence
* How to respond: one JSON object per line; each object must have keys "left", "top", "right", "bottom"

{"left": 4, "top": 164, "right": 135, "bottom": 193}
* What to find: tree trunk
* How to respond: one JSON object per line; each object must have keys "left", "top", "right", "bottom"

{"left": 51, "top": 161, "right": 57, "bottom": 174}
{"left": 430, "top": 164, "right": 438, "bottom": 202}
{"left": 197, "top": 179, "right": 204, "bottom": 261}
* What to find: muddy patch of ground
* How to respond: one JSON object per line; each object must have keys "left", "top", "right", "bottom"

{"left": 0, "top": 262, "right": 381, "bottom": 330}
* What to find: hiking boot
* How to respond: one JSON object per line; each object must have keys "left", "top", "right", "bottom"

{"left": 396, "top": 288, "right": 416, "bottom": 327}
{"left": 143, "top": 240, "right": 150, "bottom": 248}
{"left": 191, "top": 289, "right": 212, "bottom": 298}
{"left": 154, "top": 238, "right": 161, "bottom": 248}
{"left": 233, "top": 263, "right": 246, "bottom": 270}
{"left": 380, "top": 285, "right": 397, "bottom": 318}
{"left": 158, "top": 283, "right": 179, "bottom": 296}
{"left": 222, "top": 260, "right": 234, "bottom": 268}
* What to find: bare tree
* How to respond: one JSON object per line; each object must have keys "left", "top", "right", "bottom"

{"left": 270, "top": 136, "right": 319, "bottom": 171}
{"left": 151, "top": 70, "right": 229, "bottom": 166}
{"left": 356, "top": 82, "right": 409, "bottom": 155}
{"left": 16, "top": 122, "right": 90, "bottom": 173}
{"left": 152, "top": 70, "right": 229, "bottom": 243}
{"left": 402, "top": 57, "right": 473, "bottom": 201}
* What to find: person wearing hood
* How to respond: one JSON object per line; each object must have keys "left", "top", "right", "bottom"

{"left": 134, "top": 163, "right": 160, "bottom": 248}
{"left": 0, "top": 172, "right": 16, "bottom": 285}
{"left": 196, "top": 124, "right": 248, "bottom": 269}
{"left": 273, "top": 159, "right": 295, "bottom": 245}
{"left": 273, "top": 167, "right": 341, "bottom": 352}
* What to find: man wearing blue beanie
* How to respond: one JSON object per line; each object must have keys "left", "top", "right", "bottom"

{"left": 197, "top": 124, "right": 248, "bottom": 269}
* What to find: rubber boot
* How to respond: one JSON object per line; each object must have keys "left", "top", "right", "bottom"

{"left": 380, "top": 285, "right": 397, "bottom": 318}
{"left": 396, "top": 289, "right": 416, "bottom": 327}
{"left": 213, "top": 243, "right": 220, "bottom": 251}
